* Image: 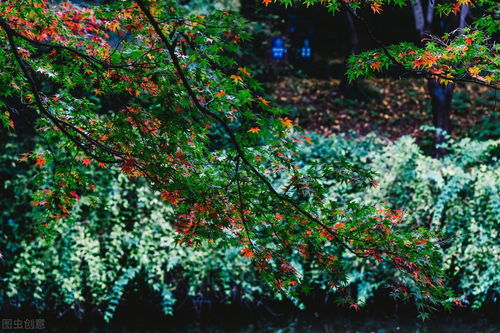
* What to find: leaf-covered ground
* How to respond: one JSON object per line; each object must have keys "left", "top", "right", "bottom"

{"left": 271, "top": 76, "right": 498, "bottom": 140}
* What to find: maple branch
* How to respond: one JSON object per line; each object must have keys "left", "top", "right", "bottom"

{"left": 0, "top": 18, "right": 150, "bottom": 70}
{"left": 1, "top": 21, "right": 126, "bottom": 163}
{"left": 246, "top": 198, "right": 292, "bottom": 250}
{"left": 342, "top": 4, "right": 500, "bottom": 90}
{"left": 235, "top": 158, "right": 258, "bottom": 255}
{"left": 134, "top": 0, "right": 363, "bottom": 257}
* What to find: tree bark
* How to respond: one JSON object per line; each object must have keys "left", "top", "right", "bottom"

{"left": 411, "top": 0, "right": 468, "bottom": 157}
{"left": 411, "top": 0, "right": 426, "bottom": 38}
{"left": 427, "top": 79, "right": 454, "bottom": 157}
{"left": 339, "top": 10, "right": 365, "bottom": 100}
{"left": 426, "top": 0, "right": 435, "bottom": 28}
{"left": 459, "top": 5, "right": 470, "bottom": 30}
{"left": 345, "top": 10, "right": 360, "bottom": 55}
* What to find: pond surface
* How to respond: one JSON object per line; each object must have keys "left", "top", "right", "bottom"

{"left": 47, "top": 313, "right": 500, "bottom": 332}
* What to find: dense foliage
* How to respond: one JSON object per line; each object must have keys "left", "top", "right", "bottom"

{"left": 297, "top": 131, "right": 499, "bottom": 310}
{"left": 1, "top": 0, "right": 498, "bottom": 319}
{"left": 1, "top": 131, "right": 497, "bottom": 321}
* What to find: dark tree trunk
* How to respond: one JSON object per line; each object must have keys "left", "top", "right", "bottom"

{"left": 425, "top": 5, "right": 468, "bottom": 157}
{"left": 411, "top": 0, "right": 468, "bottom": 157}
{"left": 427, "top": 79, "right": 454, "bottom": 157}
{"left": 425, "top": 77, "right": 453, "bottom": 158}
{"left": 339, "top": 10, "right": 366, "bottom": 100}
{"left": 345, "top": 10, "right": 360, "bottom": 55}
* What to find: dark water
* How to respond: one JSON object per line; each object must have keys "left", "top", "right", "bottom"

{"left": 45, "top": 314, "right": 500, "bottom": 332}
{"left": 156, "top": 317, "right": 498, "bottom": 333}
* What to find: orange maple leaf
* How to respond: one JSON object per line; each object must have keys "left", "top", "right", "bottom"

{"left": 258, "top": 96, "right": 270, "bottom": 106}
{"left": 248, "top": 127, "right": 260, "bottom": 133}
{"left": 262, "top": 0, "right": 272, "bottom": 6}
{"left": 82, "top": 158, "right": 91, "bottom": 167}
{"left": 430, "top": 68, "right": 444, "bottom": 75}
{"left": 371, "top": 3, "right": 382, "bottom": 13}
{"left": 216, "top": 90, "right": 225, "bottom": 98}
{"left": 230, "top": 74, "right": 242, "bottom": 83}
{"left": 281, "top": 117, "right": 293, "bottom": 127}
{"left": 35, "top": 155, "right": 46, "bottom": 168}
{"left": 413, "top": 57, "right": 425, "bottom": 69}
{"left": 301, "top": 135, "right": 312, "bottom": 144}
{"left": 238, "top": 67, "right": 250, "bottom": 76}
{"left": 19, "top": 153, "right": 29, "bottom": 162}
{"left": 422, "top": 52, "right": 439, "bottom": 67}
{"left": 371, "top": 61, "right": 381, "bottom": 71}
{"left": 334, "top": 222, "right": 345, "bottom": 229}
{"left": 240, "top": 247, "right": 254, "bottom": 259}
{"left": 107, "top": 21, "right": 120, "bottom": 32}
{"left": 468, "top": 66, "right": 480, "bottom": 76}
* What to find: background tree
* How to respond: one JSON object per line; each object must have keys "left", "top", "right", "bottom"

{"left": 410, "top": 0, "right": 470, "bottom": 156}
{"left": 263, "top": 0, "right": 497, "bottom": 155}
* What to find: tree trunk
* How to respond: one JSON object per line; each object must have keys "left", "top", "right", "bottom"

{"left": 345, "top": 10, "right": 360, "bottom": 55}
{"left": 411, "top": 0, "right": 426, "bottom": 38}
{"left": 411, "top": 0, "right": 468, "bottom": 157}
{"left": 426, "top": 5, "right": 468, "bottom": 157}
{"left": 339, "top": 10, "right": 366, "bottom": 100}
{"left": 427, "top": 79, "right": 454, "bottom": 158}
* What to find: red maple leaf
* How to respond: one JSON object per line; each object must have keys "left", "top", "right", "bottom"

{"left": 160, "top": 190, "right": 182, "bottom": 205}
{"left": 70, "top": 191, "right": 80, "bottom": 201}
{"left": 35, "top": 156, "right": 46, "bottom": 168}
{"left": 240, "top": 247, "right": 254, "bottom": 259}
{"left": 371, "top": 61, "right": 381, "bottom": 71}
{"left": 371, "top": 3, "right": 382, "bottom": 14}
{"left": 121, "top": 158, "right": 136, "bottom": 173}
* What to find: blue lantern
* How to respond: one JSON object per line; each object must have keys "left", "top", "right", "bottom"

{"left": 271, "top": 37, "right": 286, "bottom": 61}
{"left": 300, "top": 39, "right": 311, "bottom": 59}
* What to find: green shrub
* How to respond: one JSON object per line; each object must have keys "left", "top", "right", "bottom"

{"left": 298, "top": 132, "right": 499, "bottom": 309}
{"left": 1, "top": 131, "right": 498, "bottom": 320}
{"left": 1, "top": 156, "right": 276, "bottom": 321}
